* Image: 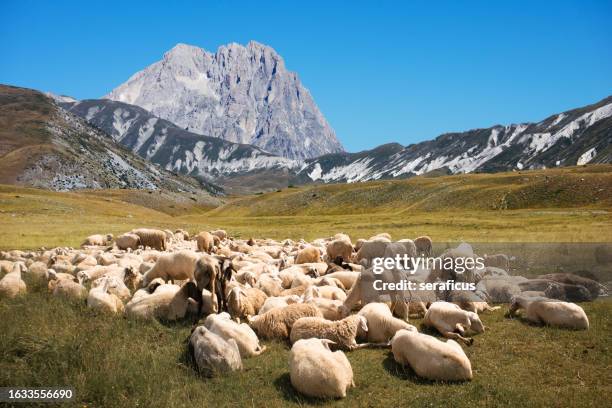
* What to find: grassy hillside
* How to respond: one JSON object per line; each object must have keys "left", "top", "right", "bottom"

{"left": 1, "top": 164, "right": 612, "bottom": 250}
{"left": 210, "top": 165, "right": 612, "bottom": 217}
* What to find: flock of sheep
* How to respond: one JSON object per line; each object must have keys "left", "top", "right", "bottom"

{"left": 0, "top": 228, "right": 606, "bottom": 399}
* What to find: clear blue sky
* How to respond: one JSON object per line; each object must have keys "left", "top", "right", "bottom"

{"left": 1, "top": 0, "right": 611, "bottom": 152}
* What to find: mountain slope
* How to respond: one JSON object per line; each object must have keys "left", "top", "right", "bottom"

{"left": 104, "top": 41, "right": 343, "bottom": 160}
{"left": 0, "top": 84, "right": 216, "bottom": 196}
{"left": 63, "top": 99, "right": 298, "bottom": 182}
{"left": 296, "top": 96, "right": 612, "bottom": 183}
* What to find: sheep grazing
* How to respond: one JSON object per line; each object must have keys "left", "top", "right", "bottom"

{"left": 174, "top": 229, "right": 190, "bottom": 241}
{"left": 211, "top": 229, "right": 228, "bottom": 241}
{"left": 189, "top": 326, "right": 242, "bottom": 377}
{"left": 194, "top": 255, "right": 234, "bottom": 313}
{"left": 355, "top": 240, "right": 388, "bottom": 267}
{"left": 195, "top": 231, "right": 215, "bottom": 253}
{"left": 289, "top": 338, "right": 354, "bottom": 399}
{"left": 131, "top": 228, "right": 167, "bottom": 251}
{"left": 290, "top": 315, "right": 368, "bottom": 350}
{"left": 0, "top": 262, "right": 27, "bottom": 298}
{"left": 142, "top": 250, "right": 199, "bottom": 287}
{"left": 357, "top": 302, "right": 417, "bottom": 343}
{"left": 115, "top": 233, "right": 140, "bottom": 251}
{"left": 326, "top": 239, "right": 353, "bottom": 264}
{"left": 81, "top": 234, "right": 113, "bottom": 247}
{"left": 508, "top": 295, "right": 589, "bottom": 330}
{"left": 423, "top": 302, "right": 485, "bottom": 345}
{"left": 391, "top": 329, "right": 473, "bottom": 381}
{"left": 295, "top": 246, "right": 322, "bottom": 264}
{"left": 204, "top": 312, "right": 266, "bottom": 357}
{"left": 125, "top": 281, "right": 201, "bottom": 321}
{"left": 227, "top": 287, "right": 267, "bottom": 321}
{"left": 87, "top": 279, "right": 124, "bottom": 314}
{"left": 248, "top": 303, "right": 323, "bottom": 339}
{"left": 414, "top": 235, "right": 433, "bottom": 257}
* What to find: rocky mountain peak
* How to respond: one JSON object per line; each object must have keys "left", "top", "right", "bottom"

{"left": 104, "top": 41, "right": 343, "bottom": 159}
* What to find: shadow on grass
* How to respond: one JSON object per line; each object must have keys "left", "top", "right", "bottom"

{"left": 383, "top": 352, "right": 473, "bottom": 386}
{"left": 273, "top": 373, "right": 330, "bottom": 405}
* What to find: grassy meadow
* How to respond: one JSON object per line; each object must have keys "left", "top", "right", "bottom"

{"left": 1, "top": 165, "right": 611, "bottom": 407}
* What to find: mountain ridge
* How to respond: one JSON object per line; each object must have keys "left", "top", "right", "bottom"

{"left": 104, "top": 41, "right": 344, "bottom": 160}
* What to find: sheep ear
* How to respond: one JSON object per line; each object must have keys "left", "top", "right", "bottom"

{"left": 320, "top": 339, "right": 336, "bottom": 350}
{"left": 359, "top": 316, "right": 368, "bottom": 332}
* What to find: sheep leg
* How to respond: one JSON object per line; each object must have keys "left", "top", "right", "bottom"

{"left": 442, "top": 331, "right": 474, "bottom": 346}
{"left": 351, "top": 342, "right": 391, "bottom": 350}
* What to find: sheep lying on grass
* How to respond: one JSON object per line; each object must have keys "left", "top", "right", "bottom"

{"left": 289, "top": 338, "right": 354, "bottom": 399}
{"left": 508, "top": 295, "right": 589, "bottom": 330}
{"left": 189, "top": 325, "right": 242, "bottom": 377}
{"left": 391, "top": 329, "right": 473, "bottom": 381}
{"left": 248, "top": 303, "right": 323, "bottom": 339}
{"left": 87, "top": 279, "right": 124, "bottom": 314}
{"left": 290, "top": 315, "right": 368, "bottom": 350}
{"left": 52, "top": 279, "right": 87, "bottom": 301}
{"left": 204, "top": 312, "right": 266, "bottom": 357}
{"left": 125, "top": 281, "right": 200, "bottom": 321}
{"left": 81, "top": 234, "right": 113, "bottom": 247}
{"left": 258, "top": 295, "right": 301, "bottom": 315}
{"left": 423, "top": 302, "right": 485, "bottom": 345}
{"left": 227, "top": 287, "right": 267, "bottom": 321}
{"left": 357, "top": 302, "right": 417, "bottom": 343}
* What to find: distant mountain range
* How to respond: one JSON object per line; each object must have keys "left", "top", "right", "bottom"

{"left": 61, "top": 91, "right": 612, "bottom": 191}
{"left": 296, "top": 96, "right": 612, "bottom": 183}
{"left": 104, "top": 42, "right": 343, "bottom": 160}
{"left": 1, "top": 40, "right": 610, "bottom": 194}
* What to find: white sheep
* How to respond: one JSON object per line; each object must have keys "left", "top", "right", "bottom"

{"left": 227, "top": 286, "right": 267, "bottom": 321}
{"left": 256, "top": 274, "right": 283, "bottom": 297}
{"left": 289, "top": 338, "right": 354, "bottom": 399}
{"left": 52, "top": 279, "right": 87, "bottom": 301}
{"left": 324, "top": 271, "right": 361, "bottom": 290}
{"left": 92, "top": 275, "right": 131, "bottom": 302}
{"left": 326, "top": 239, "right": 353, "bottom": 263}
{"left": 391, "top": 329, "right": 472, "bottom": 381}
{"left": 290, "top": 315, "right": 368, "bottom": 350}
{"left": 141, "top": 250, "right": 199, "bottom": 287}
{"left": 87, "top": 279, "right": 124, "bottom": 314}
{"left": 115, "top": 233, "right": 140, "bottom": 251}
{"left": 0, "top": 262, "right": 27, "bottom": 298}
{"left": 258, "top": 295, "right": 301, "bottom": 315}
{"left": 125, "top": 281, "right": 200, "bottom": 321}
{"left": 204, "top": 312, "right": 266, "bottom": 357}
{"left": 81, "top": 234, "right": 113, "bottom": 247}
{"left": 357, "top": 302, "right": 417, "bottom": 343}
{"left": 189, "top": 325, "right": 242, "bottom": 377}
{"left": 508, "top": 295, "right": 589, "bottom": 330}
{"left": 423, "top": 301, "right": 485, "bottom": 345}
{"left": 248, "top": 303, "right": 323, "bottom": 339}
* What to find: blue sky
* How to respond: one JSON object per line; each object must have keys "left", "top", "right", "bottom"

{"left": 1, "top": 0, "right": 611, "bottom": 152}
